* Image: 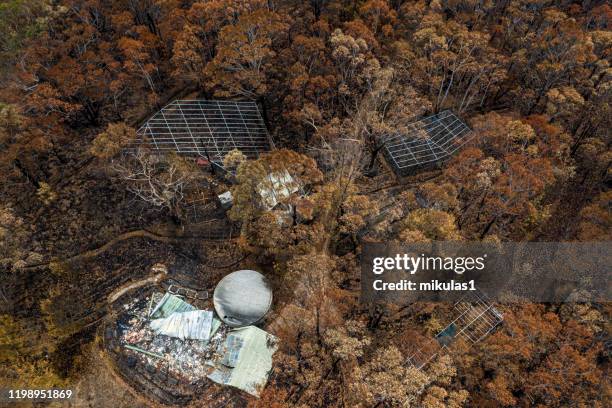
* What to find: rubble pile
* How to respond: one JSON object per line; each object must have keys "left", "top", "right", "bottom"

{"left": 118, "top": 292, "right": 228, "bottom": 383}
{"left": 109, "top": 273, "right": 278, "bottom": 399}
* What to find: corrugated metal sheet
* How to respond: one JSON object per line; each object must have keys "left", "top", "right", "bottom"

{"left": 150, "top": 293, "right": 196, "bottom": 319}
{"left": 257, "top": 170, "right": 299, "bottom": 210}
{"left": 207, "top": 326, "right": 278, "bottom": 397}
{"left": 150, "top": 310, "right": 214, "bottom": 341}
{"left": 218, "top": 334, "right": 244, "bottom": 367}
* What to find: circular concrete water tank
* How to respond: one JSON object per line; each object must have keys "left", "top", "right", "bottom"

{"left": 213, "top": 270, "right": 272, "bottom": 327}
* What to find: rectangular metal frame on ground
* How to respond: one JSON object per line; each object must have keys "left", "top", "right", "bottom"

{"left": 133, "top": 100, "right": 272, "bottom": 167}
{"left": 382, "top": 110, "right": 472, "bottom": 177}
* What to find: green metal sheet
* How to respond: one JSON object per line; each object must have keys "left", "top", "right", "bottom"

{"left": 150, "top": 293, "right": 196, "bottom": 319}
{"left": 207, "top": 326, "right": 278, "bottom": 397}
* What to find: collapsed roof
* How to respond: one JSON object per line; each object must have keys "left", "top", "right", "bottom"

{"left": 119, "top": 293, "right": 222, "bottom": 384}
{"left": 118, "top": 288, "right": 277, "bottom": 398}
{"left": 207, "top": 326, "right": 278, "bottom": 397}
{"left": 383, "top": 110, "right": 472, "bottom": 176}
{"left": 133, "top": 100, "right": 273, "bottom": 167}
{"left": 150, "top": 292, "right": 197, "bottom": 318}
{"left": 151, "top": 310, "right": 215, "bottom": 341}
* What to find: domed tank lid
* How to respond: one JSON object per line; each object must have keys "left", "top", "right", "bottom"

{"left": 213, "top": 270, "right": 272, "bottom": 327}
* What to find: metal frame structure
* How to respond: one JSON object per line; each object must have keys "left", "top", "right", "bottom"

{"left": 383, "top": 110, "right": 472, "bottom": 177}
{"left": 439, "top": 290, "right": 504, "bottom": 345}
{"left": 407, "top": 338, "right": 447, "bottom": 370}
{"left": 407, "top": 289, "right": 503, "bottom": 370}
{"left": 133, "top": 100, "right": 273, "bottom": 167}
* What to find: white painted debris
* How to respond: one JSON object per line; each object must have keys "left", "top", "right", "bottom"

{"left": 218, "top": 191, "right": 233, "bottom": 209}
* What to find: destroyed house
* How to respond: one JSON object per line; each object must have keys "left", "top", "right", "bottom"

{"left": 382, "top": 110, "right": 472, "bottom": 177}
{"left": 133, "top": 100, "right": 273, "bottom": 169}
{"left": 106, "top": 272, "right": 277, "bottom": 403}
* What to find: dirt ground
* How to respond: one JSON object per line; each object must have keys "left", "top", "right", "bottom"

{"left": 65, "top": 347, "right": 154, "bottom": 408}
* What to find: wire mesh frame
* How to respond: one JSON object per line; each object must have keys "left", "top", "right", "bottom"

{"left": 132, "top": 100, "right": 273, "bottom": 166}
{"left": 406, "top": 289, "right": 503, "bottom": 370}
{"left": 382, "top": 110, "right": 472, "bottom": 177}
{"left": 443, "top": 289, "right": 504, "bottom": 345}
{"left": 406, "top": 338, "right": 448, "bottom": 370}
